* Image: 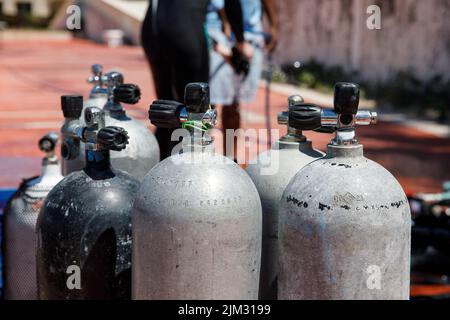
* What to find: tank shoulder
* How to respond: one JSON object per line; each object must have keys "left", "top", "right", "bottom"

{"left": 282, "top": 154, "right": 410, "bottom": 217}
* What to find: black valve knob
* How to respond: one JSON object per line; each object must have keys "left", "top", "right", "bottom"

{"left": 39, "top": 132, "right": 59, "bottom": 153}
{"left": 61, "top": 95, "right": 83, "bottom": 118}
{"left": 288, "top": 103, "right": 322, "bottom": 131}
{"left": 334, "top": 82, "right": 360, "bottom": 116}
{"left": 97, "top": 126, "right": 129, "bottom": 151}
{"left": 113, "top": 84, "right": 141, "bottom": 104}
{"left": 184, "top": 82, "right": 210, "bottom": 113}
{"left": 149, "top": 100, "right": 184, "bottom": 129}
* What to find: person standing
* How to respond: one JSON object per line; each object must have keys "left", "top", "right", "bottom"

{"left": 207, "top": 0, "right": 279, "bottom": 160}
{"left": 141, "top": 0, "right": 247, "bottom": 160}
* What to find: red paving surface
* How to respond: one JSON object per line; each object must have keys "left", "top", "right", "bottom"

{"left": 1, "top": 38, "right": 450, "bottom": 195}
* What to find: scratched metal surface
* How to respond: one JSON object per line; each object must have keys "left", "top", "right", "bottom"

{"left": 279, "top": 144, "right": 411, "bottom": 299}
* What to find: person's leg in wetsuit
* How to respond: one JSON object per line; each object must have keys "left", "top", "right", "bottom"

{"left": 141, "top": 0, "right": 210, "bottom": 160}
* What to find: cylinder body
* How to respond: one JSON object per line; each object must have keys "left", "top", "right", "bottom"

{"left": 246, "top": 140, "right": 323, "bottom": 299}
{"left": 132, "top": 149, "right": 262, "bottom": 299}
{"left": 62, "top": 112, "right": 159, "bottom": 181}
{"left": 3, "top": 162, "right": 63, "bottom": 300}
{"left": 279, "top": 145, "right": 411, "bottom": 300}
{"left": 36, "top": 161, "right": 139, "bottom": 300}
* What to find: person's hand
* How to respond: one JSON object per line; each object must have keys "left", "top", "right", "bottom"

{"left": 235, "top": 41, "right": 254, "bottom": 60}
{"left": 265, "top": 27, "right": 278, "bottom": 53}
{"left": 213, "top": 41, "right": 232, "bottom": 58}
{"left": 222, "top": 21, "right": 232, "bottom": 39}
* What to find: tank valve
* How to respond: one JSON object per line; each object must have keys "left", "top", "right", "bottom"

{"left": 39, "top": 132, "right": 59, "bottom": 164}
{"left": 83, "top": 107, "right": 129, "bottom": 151}
{"left": 87, "top": 64, "right": 108, "bottom": 96}
{"left": 278, "top": 95, "right": 324, "bottom": 142}
{"left": 149, "top": 83, "right": 217, "bottom": 132}
{"left": 317, "top": 82, "right": 378, "bottom": 145}
{"left": 277, "top": 95, "right": 305, "bottom": 126}
{"left": 39, "top": 132, "right": 58, "bottom": 154}
{"left": 104, "top": 72, "right": 140, "bottom": 113}
{"left": 61, "top": 95, "right": 84, "bottom": 160}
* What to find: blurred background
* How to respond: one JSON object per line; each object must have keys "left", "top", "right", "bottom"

{"left": 0, "top": 0, "right": 449, "bottom": 299}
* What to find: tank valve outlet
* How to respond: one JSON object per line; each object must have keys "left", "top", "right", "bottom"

{"left": 39, "top": 132, "right": 59, "bottom": 164}
{"left": 318, "top": 82, "right": 378, "bottom": 145}
{"left": 61, "top": 95, "right": 84, "bottom": 160}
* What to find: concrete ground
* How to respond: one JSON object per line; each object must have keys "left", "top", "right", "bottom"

{"left": 0, "top": 38, "right": 450, "bottom": 196}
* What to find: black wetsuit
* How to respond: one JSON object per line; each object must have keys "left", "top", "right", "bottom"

{"left": 142, "top": 0, "right": 244, "bottom": 160}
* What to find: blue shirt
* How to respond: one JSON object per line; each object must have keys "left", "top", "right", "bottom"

{"left": 207, "top": 0, "right": 263, "bottom": 34}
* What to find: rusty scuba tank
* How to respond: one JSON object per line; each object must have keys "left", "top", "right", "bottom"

{"left": 246, "top": 95, "right": 325, "bottom": 299}
{"left": 279, "top": 82, "right": 411, "bottom": 300}
{"left": 132, "top": 83, "right": 262, "bottom": 300}
{"left": 2, "top": 133, "right": 63, "bottom": 300}
{"left": 62, "top": 71, "right": 160, "bottom": 180}
{"left": 37, "top": 96, "right": 139, "bottom": 300}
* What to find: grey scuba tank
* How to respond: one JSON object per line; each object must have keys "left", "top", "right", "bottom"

{"left": 279, "top": 82, "right": 411, "bottom": 300}
{"left": 37, "top": 96, "right": 139, "bottom": 300}
{"left": 132, "top": 83, "right": 262, "bottom": 300}
{"left": 62, "top": 72, "right": 160, "bottom": 180}
{"left": 246, "top": 95, "right": 325, "bottom": 300}
{"left": 2, "top": 133, "right": 63, "bottom": 300}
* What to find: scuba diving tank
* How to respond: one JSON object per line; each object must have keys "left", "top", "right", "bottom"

{"left": 279, "top": 82, "right": 411, "bottom": 300}
{"left": 246, "top": 95, "right": 325, "bottom": 300}
{"left": 104, "top": 78, "right": 160, "bottom": 180}
{"left": 85, "top": 64, "right": 109, "bottom": 109}
{"left": 61, "top": 71, "right": 124, "bottom": 175}
{"left": 133, "top": 83, "right": 262, "bottom": 300}
{"left": 62, "top": 71, "right": 160, "bottom": 180}
{"left": 37, "top": 96, "right": 139, "bottom": 300}
{"left": 2, "top": 133, "right": 63, "bottom": 300}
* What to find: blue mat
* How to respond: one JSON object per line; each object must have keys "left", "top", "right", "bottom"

{"left": 0, "top": 188, "right": 16, "bottom": 299}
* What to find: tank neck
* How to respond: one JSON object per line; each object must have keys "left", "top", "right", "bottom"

{"left": 326, "top": 143, "right": 364, "bottom": 158}
{"left": 106, "top": 108, "right": 127, "bottom": 119}
{"left": 181, "top": 124, "right": 215, "bottom": 154}
{"left": 182, "top": 138, "right": 215, "bottom": 154}
{"left": 276, "top": 139, "right": 314, "bottom": 152}
{"left": 85, "top": 149, "right": 112, "bottom": 173}
{"left": 280, "top": 127, "right": 307, "bottom": 143}
{"left": 35, "top": 160, "right": 62, "bottom": 184}
{"left": 103, "top": 100, "right": 125, "bottom": 114}
{"left": 89, "top": 90, "right": 108, "bottom": 100}
{"left": 41, "top": 156, "right": 59, "bottom": 172}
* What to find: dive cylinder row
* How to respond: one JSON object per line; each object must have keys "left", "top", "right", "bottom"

{"left": 1, "top": 65, "right": 411, "bottom": 300}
